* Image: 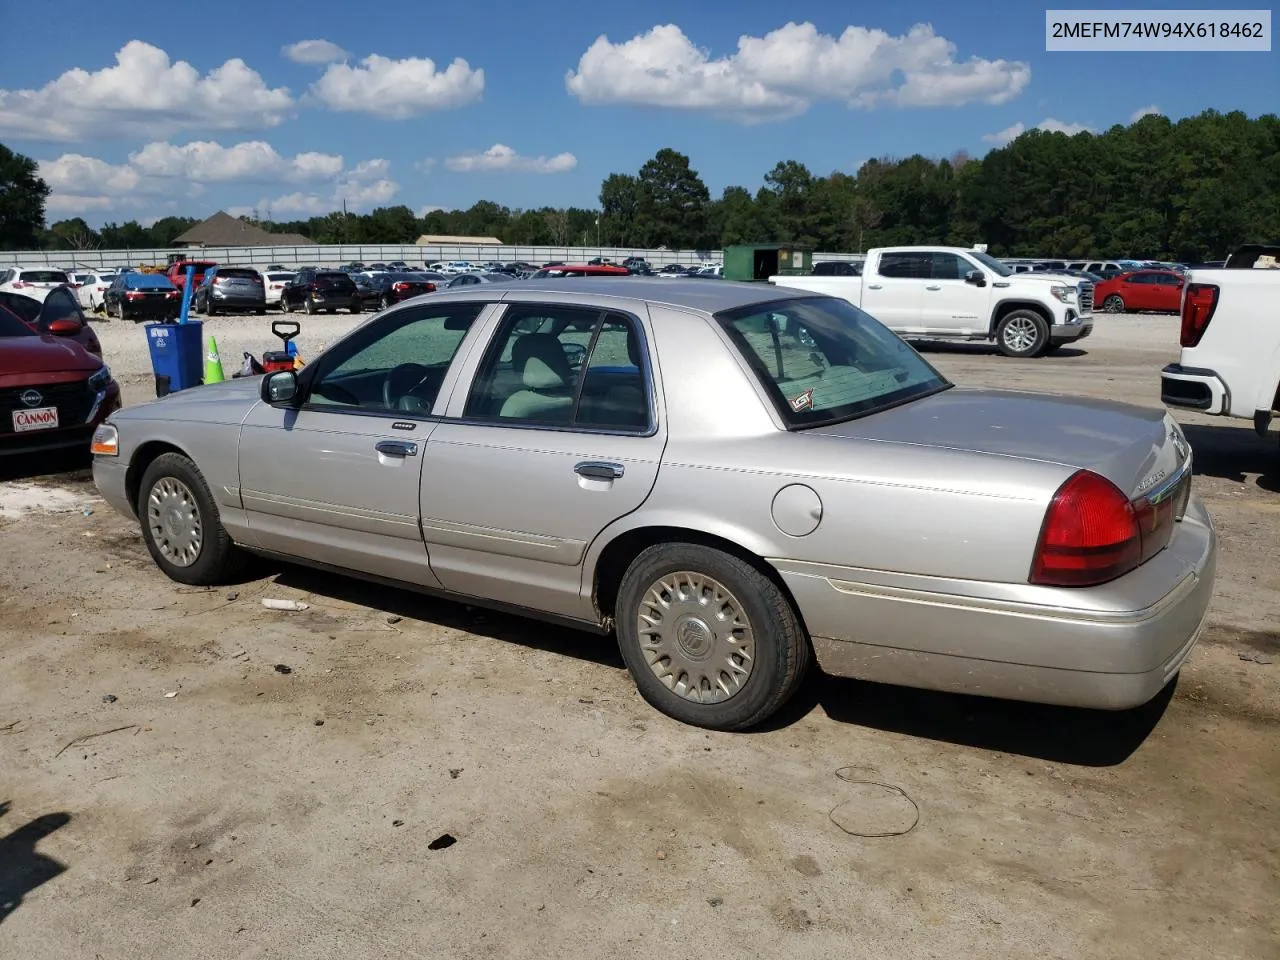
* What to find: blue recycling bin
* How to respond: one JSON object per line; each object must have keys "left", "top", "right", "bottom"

{"left": 145, "top": 320, "right": 204, "bottom": 397}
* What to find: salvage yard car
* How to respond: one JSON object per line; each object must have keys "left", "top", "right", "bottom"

{"left": 91, "top": 279, "right": 1216, "bottom": 731}
{"left": 771, "top": 246, "right": 1094, "bottom": 357}
{"left": 102, "top": 272, "right": 181, "bottom": 322}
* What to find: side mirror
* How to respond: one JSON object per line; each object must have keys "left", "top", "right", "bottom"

{"left": 47, "top": 317, "right": 83, "bottom": 335}
{"left": 261, "top": 370, "right": 298, "bottom": 404}
{"left": 965, "top": 270, "right": 987, "bottom": 287}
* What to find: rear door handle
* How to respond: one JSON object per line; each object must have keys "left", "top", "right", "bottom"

{"left": 866, "top": 283, "right": 883, "bottom": 290}
{"left": 925, "top": 285, "right": 941, "bottom": 291}
{"left": 376, "top": 440, "right": 418, "bottom": 457}
{"left": 575, "top": 461, "right": 624, "bottom": 480}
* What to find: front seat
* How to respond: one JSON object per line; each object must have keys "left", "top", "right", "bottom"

{"left": 499, "top": 333, "right": 575, "bottom": 422}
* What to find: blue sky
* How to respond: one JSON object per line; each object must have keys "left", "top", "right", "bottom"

{"left": 1, "top": 0, "right": 1274, "bottom": 225}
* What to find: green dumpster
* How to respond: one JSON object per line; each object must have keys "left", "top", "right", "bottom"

{"left": 723, "top": 244, "right": 814, "bottom": 282}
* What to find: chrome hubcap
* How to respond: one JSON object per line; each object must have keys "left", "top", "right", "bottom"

{"left": 1105, "top": 296, "right": 1124, "bottom": 312}
{"left": 1002, "top": 316, "right": 1038, "bottom": 352}
{"left": 146, "top": 477, "right": 203, "bottom": 567}
{"left": 637, "top": 571, "right": 754, "bottom": 703}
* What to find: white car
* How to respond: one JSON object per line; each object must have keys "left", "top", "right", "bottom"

{"left": 1161, "top": 244, "right": 1280, "bottom": 445}
{"left": 0, "top": 264, "right": 71, "bottom": 304}
{"left": 74, "top": 271, "right": 119, "bottom": 311}
{"left": 440, "top": 261, "right": 477, "bottom": 274}
{"left": 262, "top": 270, "right": 296, "bottom": 309}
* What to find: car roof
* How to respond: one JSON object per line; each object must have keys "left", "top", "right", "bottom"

{"left": 432, "top": 277, "right": 818, "bottom": 314}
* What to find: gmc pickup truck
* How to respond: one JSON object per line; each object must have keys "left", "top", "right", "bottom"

{"left": 1161, "top": 244, "right": 1280, "bottom": 448}
{"left": 770, "top": 246, "right": 1094, "bottom": 358}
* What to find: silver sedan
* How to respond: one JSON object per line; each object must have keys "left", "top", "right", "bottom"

{"left": 91, "top": 279, "right": 1216, "bottom": 731}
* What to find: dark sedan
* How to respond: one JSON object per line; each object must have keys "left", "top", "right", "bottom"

{"left": 366, "top": 272, "right": 444, "bottom": 310}
{"left": 103, "top": 273, "right": 181, "bottom": 322}
{"left": 0, "top": 304, "right": 120, "bottom": 457}
{"left": 282, "top": 269, "right": 362, "bottom": 314}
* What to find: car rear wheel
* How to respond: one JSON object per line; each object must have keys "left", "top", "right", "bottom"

{"left": 138, "top": 452, "right": 247, "bottom": 586}
{"left": 996, "top": 310, "right": 1049, "bottom": 358}
{"left": 1103, "top": 295, "right": 1126, "bottom": 313}
{"left": 379, "top": 295, "right": 390, "bottom": 312}
{"left": 304, "top": 298, "right": 315, "bottom": 315}
{"left": 350, "top": 301, "right": 361, "bottom": 314}
{"left": 615, "top": 543, "right": 811, "bottom": 731}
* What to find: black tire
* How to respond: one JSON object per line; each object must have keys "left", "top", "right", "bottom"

{"left": 206, "top": 298, "right": 217, "bottom": 317}
{"left": 255, "top": 307, "right": 266, "bottom": 315}
{"left": 615, "top": 543, "right": 811, "bottom": 731}
{"left": 304, "top": 298, "right": 315, "bottom": 315}
{"left": 379, "top": 295, "right": 390, "bottom": 312}
{"left": 350, "top": 301, "right": 362, "bottom": 314}
{"left": 137, "top": 453, "right": 247, "bottom": 585}
{"left": 995, "top": 310, "right": 1050, "bottom": 358}
{"left": 1103, "top": 294, "right": 1126, "bottom": 313}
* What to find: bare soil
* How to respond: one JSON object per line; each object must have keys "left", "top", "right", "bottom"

{"left": 1, "top": 312, "right": 1276, "bottom": 960}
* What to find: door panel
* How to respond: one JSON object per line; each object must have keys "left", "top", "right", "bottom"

{"left": 863, "top": 252, "right": 927, "bottom": 332}
{"left": 422, "top": 303, "right": 665, "bottom": 619}
{"left": 236, "top": 299, "right": 492, "bottom": 586}
{"left": 920, "top": 252, "right": 990, "bottom": 335}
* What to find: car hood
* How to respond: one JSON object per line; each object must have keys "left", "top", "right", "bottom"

{"left": 0, "top": 334, "right": 101, "bottom": 375}
{"left": 811, "top": 387, "right": 1185, "bottom": 500}
{"left": 119, "top": 375, "right": 262, "bottom": 422}
{"left": 1007, "top": 273, "right": 1087, "bottom": 285}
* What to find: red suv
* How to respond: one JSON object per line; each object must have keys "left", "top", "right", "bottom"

{"left": 165, "top": 260, "right": 218, "bottom": 293}
{"left": 0, "top": 303, "right": 120, "bottom": 457}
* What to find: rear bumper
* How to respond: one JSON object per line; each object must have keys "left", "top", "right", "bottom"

{"left": 210, "top": 293, "right": 266, "bottom": 311}
{"left": 774, "top": 495, "right": 1217, "bottom": 710}
{"left": 119, "top": 301, "right": 179, "bottom": 319}
{"left": 1161, "top": 363, "right": 1229, "bottom": 415}
{"left": 306, "top": 292, "right": 358, "bottom": 309}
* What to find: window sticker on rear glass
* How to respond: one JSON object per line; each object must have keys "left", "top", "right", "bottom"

{"left": 789, "top": 388, "right": 813, "bottom": 412}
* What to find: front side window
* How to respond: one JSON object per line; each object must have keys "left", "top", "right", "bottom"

{"left": 307, "top": 302, "right": 484, "bottom": 416}
{"left": 716, "top": 296, "right": 950, "bottom": 429}
{"left": 464, "top": 305, "right": 650, "bottom": 431}
{"left": 930, "top": 253, "right": 973, "bottom": 280}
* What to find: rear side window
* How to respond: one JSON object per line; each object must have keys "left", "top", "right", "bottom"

{"left": 19, "top": 270, "right": 68, "bottom": 283}
{"left": 877, "top": 253, "right": 930, "bottom": 279}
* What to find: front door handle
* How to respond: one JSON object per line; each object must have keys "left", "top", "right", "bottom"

{"left": 866, "top": 283, "right": 883, "bottom": 289}
{"left": 925, "top": 285, "right": 941, "bottom": 291}
{"left": 575, "top": 461, "right": 624, "bottom": 480}
{"left": 375, "top": 440, "right": 418, "bottom": 458}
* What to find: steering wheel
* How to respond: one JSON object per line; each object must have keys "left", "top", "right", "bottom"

{"left": 383, "top": 363, "right": 431, "bottom": 411}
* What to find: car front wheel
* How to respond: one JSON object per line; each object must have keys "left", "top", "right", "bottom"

{"left": 615, "top": 543, "right": 811, "bottom": 731}
{"left": 995, "top": 310, "right": 1050, "bottom": 358}
{"left": 137, "top": 452, "right": 247, "bottom": 585}
{"left": 1103, "top": 295, "right": 1126, "bottom": 313}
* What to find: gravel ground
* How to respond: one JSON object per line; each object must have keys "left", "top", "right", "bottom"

{"left": 1, "top": 309, "right": 1277, "bottom": 960}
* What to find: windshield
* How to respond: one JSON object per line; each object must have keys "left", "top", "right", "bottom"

{"left": 966, "top": 251, "right": 1013, "bottom": 277}
{"left": 0, "top": 305, "right": 36, "bottom": 337}
{"left": 716, "top": 296, "right": 950, "bottom": 428}
{"left": 18, "top": 270, "right": 69, "bottom": 284}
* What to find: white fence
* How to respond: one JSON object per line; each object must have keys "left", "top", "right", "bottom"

{"left": 2, "top": 244, "right": 866, "bottom": 271}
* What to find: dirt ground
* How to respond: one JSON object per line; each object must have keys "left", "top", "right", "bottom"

{"left": 1, "top": 311, "right": 1277, "bottom": 960}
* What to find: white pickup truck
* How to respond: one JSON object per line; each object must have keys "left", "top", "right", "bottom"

{"left": 1161, "top": 244, "right": 1280, "bottom": 446}
{"left": 769, "top": 245, "right": 1094, "bottom": 358}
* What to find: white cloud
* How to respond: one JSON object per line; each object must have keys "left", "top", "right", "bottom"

{"left": 37, "top": 141, "right": 388, "bottom": 220}
{"left": 444, "top": 144, "right": 577, "bottom": 174}
{"left": 309, "top": 54, "right": 484, "bottom": 118}
{"left": 1130, "top": 104, "right": 1161, "bottom": 122}
{"left": 417, "top": 205, "right": 448, "bottom": 216}
{"left": 565, "top": 22, "right": 1030, "bottom": 122}
{"left": 0, "top": 41, "right": 293, "bottom": 141}
{"left": 415, "top": 157, "right": 437, "bottom": 174}
{"left": 282, "top": 39, "right": 349, "bottom": 65}
{"left": 982, "top": 117, "right": 1094, "bottom": 147}
{"left": 128, "top": 140, "right": 343, "bottom": 182}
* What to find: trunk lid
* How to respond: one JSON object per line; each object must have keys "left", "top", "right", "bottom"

{"left": 811, "top": 387, "right": 1189, "bottom": 500}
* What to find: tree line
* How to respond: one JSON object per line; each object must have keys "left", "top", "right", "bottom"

{"left": 2, "top": 109, "right": 1275, "bottom": 260}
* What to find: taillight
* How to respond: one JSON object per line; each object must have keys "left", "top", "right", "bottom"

{"left": 392, "top": 282, "right": 409, "bottom": 292}
{"left": 126, "top": 291, "right": 144, "bottom": 300}
{"left": 424, "top": 282, "right": 436, "bottom": 292}
{"left": 1180, "top": 283, "right": 1218, "bottom": 348}
{"left": 12, "top": 280, "right": 31, "bottom": 288}
{"left": 166, "top": 290, "right": 179, "bottom": 298}
{"left": 1030, "top": 470, "right": 1141, "bottom": 587}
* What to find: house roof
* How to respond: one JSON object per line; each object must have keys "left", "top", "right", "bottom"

{"left": 172, "top": 212, "right": 316, "bottom": 247}
{"left": 415, "top": 234, "right": 504, "bottom": 245}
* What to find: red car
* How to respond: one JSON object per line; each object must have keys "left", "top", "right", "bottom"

{"left": 165, "top": 259, "right": 218, "bottom": 293}
{"left": 530, "top": 263, "right": 632, "bottom": 277}
{"left": 1095, "top": 269, "right": 1185, "bottom": 314}
{"left": 0, "top": 286, "right": 103, "bottom": 356}
{"left": 0, "top": 304, "right": 120, "bottom": 457}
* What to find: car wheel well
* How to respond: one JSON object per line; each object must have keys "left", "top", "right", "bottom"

{"left": 991, "top": 300, "right": 1052, "bottom": 334}
{"left": 125, "top": 440, "right": 189, "bottom": 514}
{"left": 592, "top": 526, "right": 807, "bottom": 631}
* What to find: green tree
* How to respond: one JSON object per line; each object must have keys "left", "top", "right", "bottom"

{"left": 635, "top": 148, "right": 711, "bottom": 249}
{"left": 43, "top": 217, "right": 101, "bottom": 250}
{"left": 599, "top": 173, "right": 642, "bottom": 246}
{"left": 0, "top": 143, "right": 50, "bottom": 249}
{"left": 98, "top": 220, "right": 152, "bottom": 249}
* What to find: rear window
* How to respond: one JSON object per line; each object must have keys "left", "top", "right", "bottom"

{"left": 217, "top": 268, "right": 261, "bottom": 280}
{"left": 18, "top": 270, "right": 68, "bottom": 283}
{"left": 316, "top": 272, "right": 354, "bottom": 285}
{"left": 267, "top": 273, "right": 294, "bottom": 281}
{"left": 0, "top": 304, "right": 35, "bottom": 336}
{"left": 716, "top": 296, "right": 951, "bottom": 428}
{"left": 127, "top": 275, "right": 176, "bottom": 290}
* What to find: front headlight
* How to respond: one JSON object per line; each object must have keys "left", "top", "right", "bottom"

{"left": 88, "top": 364, "right": 112, "bottom": 392}
{"left": 90, "top": 423, "right": 118, "bottom": 456}
{"left": 1049, "top": 284, "right": 1075, "bottom": 303}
